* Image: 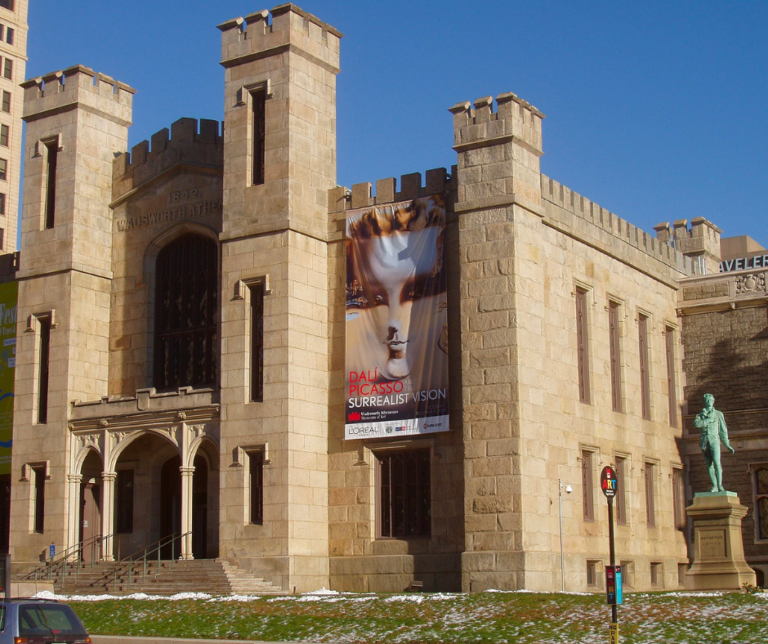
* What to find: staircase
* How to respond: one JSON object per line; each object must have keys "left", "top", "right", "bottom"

{"left": 18, "top": 559, "right": 284, "bottom": 596}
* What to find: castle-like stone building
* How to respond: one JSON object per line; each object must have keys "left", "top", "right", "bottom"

{"left": 5, "top": 4, "right": 766, "bottom": 593}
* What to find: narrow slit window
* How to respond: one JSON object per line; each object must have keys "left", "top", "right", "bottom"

{"left": 639, "top": 315, "right": 651, "bottom": 420}
{"left": 615, "top": 456, "right": 627, "bottom": 525}
{"left": 5, "top": 28, "right": 13, "bottom": 46}
{"left": 44, "top": 140, "right": 58, "bottom": 229}
{"left": 0, "top": 192, "right": 5, "bottom": 216}
{"left": 582, "top": 450, "right": 594, "bottom": 522}
{"left": 251, "top": 90, "right": 266, "bottom": 186}
{"left": 0, "top": 158, "right": 6, "bottom": 181}
{"left": 609, "top": 301, "right": 622, "bottom": 411}
{"left": 37, "top": 316, "right": 51, "bottom": 424}
{"left": 249, "top": 451, "right": 264, "bottom": 524}
{"left": 576, "top": 288, "right": 590, "bottom": 404}
{"left": 2, "top": 58, "right": 10, "bottom": 80}
{"left": 249, "top": 283, "right": 264, "bottom": 402}
{"left": 0, "top": 228, "right": 4, "bottom": 251}
{"left": 1, "top": 91, "right": 9, "bottom": 113}
{"left": 665, "top": 326, "right": 678, "bottom": 427}
{"left": 0, "top": 124, "right": 8, "bottom": 146}
{"left": 645, "top": 462, "right": 656, "bottom": 527}
{"left": 33, "top": 466, "right": 45, "bottom": 534}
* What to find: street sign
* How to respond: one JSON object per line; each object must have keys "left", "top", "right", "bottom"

{"left": 605, "top": 564, "right": 623, "bottom": 605}
{"left": 601, "top": 465, "right": 618, "bottom": 499}
{"left": 609, "top": 622, "right": 619, "bottom": 644}
{"left": 49, "top": 544, "right": 55, "bottom": 559}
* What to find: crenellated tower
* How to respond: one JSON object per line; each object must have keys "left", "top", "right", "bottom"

{"left": 10, "top": 65, "right": 133, "bottom": 562}
{"left": 216, "top": 4, "right": 341, "bottom": 592}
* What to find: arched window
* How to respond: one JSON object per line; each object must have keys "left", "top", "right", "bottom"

{"left": 154, "top": 234, "right": 217, "bottom": 390}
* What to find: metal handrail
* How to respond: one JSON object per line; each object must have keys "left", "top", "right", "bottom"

{"left": 21, "top": 533, "right": 112, "bottom": 581}
{"left": 114, "top": 532, "right": 192, "bottom": 591}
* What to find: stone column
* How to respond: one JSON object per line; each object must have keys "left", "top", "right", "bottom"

{"left": 180, "top": 466, "right": 195, "bottom": 560}
{"left": 66, "top": 474, "right": 82, "bottom": 558}
{"left": 100, "top": 472, "right": 116, "bottom": 561}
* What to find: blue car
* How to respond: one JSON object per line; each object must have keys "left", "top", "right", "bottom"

{"left": 0, "top": 599, "right": 90, "bottom": 644}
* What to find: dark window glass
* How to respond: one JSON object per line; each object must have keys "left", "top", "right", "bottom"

{"left": 2, "top": 58, "right": 10, "bottom": 80}
{"left": 639, "top": 315, "right": 651, "bottom": 420}
{"left": 0, "top": 124, "right": 8, "bottom": 146}
{"left": 44, "top": 140, "right": 58, "bottom": 229}
{"left": 0, "top": 158, "right": 6, "bottom": 181}
{"left": 0, "top": 192, "right": 5, "bottom": 215}
{"left": 609, "top": 302, "right": 622, "bottom": 411}
{"left": 673, "top": 467, "right": 686, "bottom": 530}
{"left": 582, "top": 450, "right": 594, "bottom": 522}
{"left": 249, "top": 452, "right": 263, "bottom": 524}
{"left": 251, "top": 90, "right": 265, "bottom": 185}
{"left": 378, "top": 450, "right": 431, "bottom": 538}
{"left": 645, "top": 462, "right": 656, "bottom": 527}
{"left": 33, "top": 467, "right": 45, "bottom": 533}
{"left": 0, "top": 228, "right": 4, "bottom": 251}
{"left": 250, "top": 284, "right": 263, "bottom": 402}
{"left": 154, "top": 234, "right": 218, "bottom": 390}
{"left": 18, "top": 605, "right": 87, "bottom": 637}
{"left": 0, "top": 3, "right": 13, "bottom": 14}
{"left": 116, "top": 470, "right": 134, "bottom": 534}
{"left": 665, "top": 326, "right": 678, "bottom": 427}
{"left": 5, "top": 28, "right": 12, "bottom": 45}
{"left": 615, "top": 457, "right": 627, "bottom": 525}
{"left": 576, "top": 288, "right": 590, "bottom": 403}
{"left": 1, "top": 91, "right": 9, "bottom": 113}
{"left": 37, "top": 317, "right": 51, "bottom": 424}
{"left": 755, "top": 468, "right": 768, "bottom": 540}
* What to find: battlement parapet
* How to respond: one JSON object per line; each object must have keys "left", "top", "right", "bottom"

{"left": 22, "top": 65, "right": 134, "bottom": 124}
{"left": 654, "top": 217, "right": 721, "bottom": 275}
{"left": 329, "top": 168, "right": 455, "bottom": 217}
{"left": 541, "top": 174, "right": 698, "bottom": 278}
{"left": 113, "top": 118, "right": 223, "bottom": 200}
{"left": 450, "top": 92, "right": 544, "bottom": 155}
{"left": 219, "top": 4, "right": 341, "bottom": 72}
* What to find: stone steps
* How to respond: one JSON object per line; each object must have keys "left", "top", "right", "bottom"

{"left": 15, "top": 559, "right": 284, "bottom": 596}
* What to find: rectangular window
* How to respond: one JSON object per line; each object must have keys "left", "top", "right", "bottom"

{"left": 378, "top": 450, "right": 431, "bottom": 538}
{"left": 645, "top": 461, "right": 656, "bottom": 527}
{"left": 0, "top": 3, "right": 13, "bottom": 14}
{"left": 0, "top": 192, "right": 5, "bottom": 215}
{"left": 615, "top": 456, "right": 627, "bottom": 525}
{"left": 582, "top": 450, "right": 594, "bottom": 522}
{"left": 0, "top": 158, "right": 6, "bottom": 181}
{"left": 0, "top": 124, "right": 8, "bottom": 146}
{"left": 638, "top": 314, "right": 651, "bottom": 420}
{"left": 665, "top": 326, "right": 678, "bottom": 427}
{"left": 0, "top": 27, "right": 4, "bottom": 41}
{"left": 5, "top": 28, "right": 13, "bottom": 46}
{"left": 576, "top": 288, "right": 590, "bottom": 404}
{"left": 753, "top": 466, "right": 768, "bottom": 541}
{"left": 251, "top": 90, "right": 265, "bottom": 186}
{"left": 620, "top": 560, "right": 634, "bottom": 588}
{"left": 609, "top": 301, "right": 622, "bottom": 411}
{"left": 2, "top": 58, "right": 10, "bottom": 80}
{"left": 1, "top": 91, "right": 9, "bottom": 113}
{"left": 37, "top": 316, "right": 51, "bottom": 424}
{"left": 33, "top": 466, "right": 45, "bottom": 534}
{"left": 586, "top": 560, "right": 600, "bottom": 587}
{"left": 650, "top": 562, "right": 662, "bottom": 587}
{"left": 0, "top": 228, "right": 4, "bottom": 251}
{"left": 673, "top": 467, "right": 686, "bottom": 531}
{"left": 44, "top": 140, "right": 58, "bottom": 229}
{"left": 116, "top": 470, "right": 134, "bottom": 534}
{"left": 677, "top": 563, "right": 687, "bottom": 586}
{"left": 248, "top": 451, "right": 264, "bottom": 524}
{"left": 249, "top": 283, "right": 264, "bottom": 402}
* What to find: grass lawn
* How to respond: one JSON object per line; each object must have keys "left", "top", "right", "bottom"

{"left": 60, "top": 589, "right": 768, "bottom": 644}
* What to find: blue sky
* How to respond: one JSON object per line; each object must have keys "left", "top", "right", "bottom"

{"left": 26, "top": 0, "right": 768, "bottom": 248}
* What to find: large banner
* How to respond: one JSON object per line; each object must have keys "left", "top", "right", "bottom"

{"left": 0, "top": 282, "right": 16, "bottom": 475}
{"left": 345, "top": 194, "right": 449, "bottom": 440}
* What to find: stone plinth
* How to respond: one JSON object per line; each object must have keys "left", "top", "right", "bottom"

{"left": 685, "top": 492, "right": 756, "bottom": 590}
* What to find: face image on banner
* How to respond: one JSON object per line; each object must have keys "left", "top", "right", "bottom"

{"left": 345, "top": 194, "right": 449, "bottom": 440}
{"left": 0, "top": 282, "right": 16, "bottom": 475}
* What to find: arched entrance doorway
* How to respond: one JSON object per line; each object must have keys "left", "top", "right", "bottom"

{"left": 160, "top": 454, "right": 211, "bottom": 559}
{"left": 79, "top": 449, "right": 103, "bottom": 563}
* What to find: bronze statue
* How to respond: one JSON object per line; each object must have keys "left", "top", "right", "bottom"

{"left": 694, "top": 393, "right": 735, "bottom": 493}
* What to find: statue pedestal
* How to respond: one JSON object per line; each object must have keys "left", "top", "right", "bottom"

{"left": 685, "top": 492, "right": 756, "bottom": 591}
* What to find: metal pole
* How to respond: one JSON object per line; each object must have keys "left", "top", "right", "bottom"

{"left": 608, "top": 497, "right": 618, "bottom": 625}
{"left": 559, "top": 479, "right": 565, "bottom": 592}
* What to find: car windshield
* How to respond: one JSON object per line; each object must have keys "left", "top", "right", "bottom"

{"left": 18, "top": 604, "right": 86, "bottom": 636}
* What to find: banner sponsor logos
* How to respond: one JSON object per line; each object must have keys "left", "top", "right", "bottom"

{"left": 344, "top": 195, "right": 449, "bottom": 440}
{"left": 0, "top": 282, "right": 17, "bottom": 475}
